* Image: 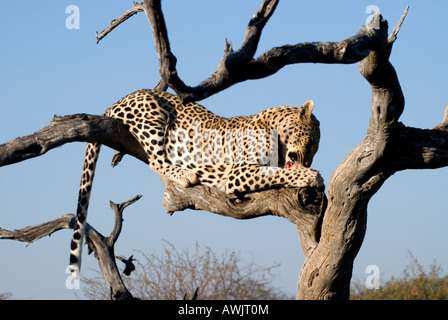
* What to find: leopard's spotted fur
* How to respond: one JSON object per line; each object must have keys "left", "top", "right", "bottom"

{"left": 69, "top": 89, "right": 322, "bottom": 278}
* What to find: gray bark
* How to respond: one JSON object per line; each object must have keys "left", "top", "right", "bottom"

{"left": 297, "top": 11, "right": 448, "bottom": 299}
{"left": 97, "top": 0, "right": 387, "bottom": 103}
{"left": 0, "top": 196, "right": 142, "bottom": 300}
{"left": 0, "top": 114, "right": 148, "bottom": 167}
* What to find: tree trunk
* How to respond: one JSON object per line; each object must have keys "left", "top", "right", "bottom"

{"left": 297, "top": 12, "right": 411, "bottom": 299}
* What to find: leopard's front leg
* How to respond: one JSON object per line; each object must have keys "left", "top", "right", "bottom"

{"left": 225, "top": 163, "right": 324, "bottom": 194}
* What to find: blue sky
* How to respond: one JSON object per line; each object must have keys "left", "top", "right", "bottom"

{"left": 0, "top": 1, "right": 447, "bottom": 299}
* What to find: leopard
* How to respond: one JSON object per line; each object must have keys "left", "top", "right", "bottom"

{"left": 69, "top": 89, "right": 323, "bottom": 278}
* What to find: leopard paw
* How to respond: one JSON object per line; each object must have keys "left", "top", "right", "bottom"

{"left": 187, "top": 171, "right": 200, "bottom": 186}
{"left": 296, "top": 167, "right": 324, "bottom": 189}
{"left": 307, "top": 169, "right": 324, "bottom": 189}
{"left": 179, "top": 171, "right": 200, "bottom": 187}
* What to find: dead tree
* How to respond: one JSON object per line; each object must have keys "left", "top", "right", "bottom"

{"left": 0, "top": 195, "right": 141, "bottom": 299}
{"left": 1, "top": 0, "right": 447, "bottom": 300}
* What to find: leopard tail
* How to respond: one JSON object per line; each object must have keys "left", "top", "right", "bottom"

{"left": 69, "top": 142, "right": 102, "bottom": 279}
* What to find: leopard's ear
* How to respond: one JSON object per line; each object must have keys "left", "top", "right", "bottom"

{"left": 299, "top": 100, "right": 314, "bottom": 122}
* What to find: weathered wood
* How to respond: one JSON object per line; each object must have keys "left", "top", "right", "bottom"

{"left": 444, "top": 104, "right": 448, "bottom": 125}
{"left": 294, "top": 9, "right": 448, "bottom": 300}
{"left": 84, "top": 195, "right": 142, "bottom": 300}
{"left": 0, "top": 214, "right": 75, "bottom": 243}
{"left": 96, "top": 2, "right": 145, "bottom": 43}
{"left": 96, "top": 0, "right": 386, "bottom": 103}
{"left": 0, "top": 196, "right": 142, "bottom": 300}
{"left": 0, "top": 114, "right": 148, "bottom": 167}
{"left": 145, "top": 0, "right": 386, "bottom": 103}
{"left": 160, "top": 174, "right": 326, "bottom": 258}
{"left": 296, "top": 12, "right": 398, "bottom": 300}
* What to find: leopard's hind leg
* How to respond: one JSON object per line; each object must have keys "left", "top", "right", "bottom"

{"left": 127, "top": 116, "right": 199, "bottom": 188}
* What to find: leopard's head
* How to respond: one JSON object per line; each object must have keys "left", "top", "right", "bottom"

{"left": 279, "top": 101, "right": 320, "bottom": 168}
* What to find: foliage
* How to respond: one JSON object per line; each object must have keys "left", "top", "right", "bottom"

{"left": 82, "top": 241, "right": 293, "bottom": 300}
{"left": 0, "top": 292, "right": 12, "bottom": 300}
{"left": 351, "top": 254, "right": 448, "bottom": 300}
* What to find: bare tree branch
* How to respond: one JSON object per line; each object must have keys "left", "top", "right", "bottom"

{"left": 441, "top": 104, "right": 448, "bottom": 126}
{"left": 0, "top": 214, "right": 75, "bottom": 244}
{"left": 95, "top": 0, "right": 387, "bottom": 103}
{"left": 388, "top": 6, "right": 410, "bottom": 44}
{"left": 108, "top": 195, "right": 142, "bottom": 246}
{"left": 0, "top": 196, "right": 142, "bottom": 300}
{"left": 160, "top": 174, "right": 326, "bottom": 258}
{"left": 239, "top": 0, "right": 279, "bottom": 59}
{"left": 0, "top": 114, "right": 148, "bottom": 167}
{"left": 295, "top": 10, "right": 446, "bottom": 300}
{"left": 140, "top": 0, "right": 189, "bottom": 97}
{"left": 96, "top": 2, "right": 145, "bottom": 44}
{"left": 143, "top": 0, "right": 387, "bottom": 103}
{"left": 391, "top": 124, "right": 448, "bottom": 171}
{"left": 115, "top": 255, "right": 136, "bottom": 276}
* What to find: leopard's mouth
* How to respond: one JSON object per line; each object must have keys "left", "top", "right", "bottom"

{"left": 285, "top": 152, "right": 300, "bottom": 169}
{"left": 284, "top": 161, "right": 297, "bottom": 169}
{"left": 284, "top": 151, "right": 310, "bottom": 169}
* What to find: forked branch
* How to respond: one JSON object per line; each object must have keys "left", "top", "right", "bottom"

{"left": 144, "top": 0, "right": 387, "bottom": 102}
{"left": 0, "top": 195, "right": 142, "bottom": 300}
{"left": 96, "top": 0, "right": 388, "bottom": 102}
{"left": 297, "top": 9, "right": 448, "bottom": 300}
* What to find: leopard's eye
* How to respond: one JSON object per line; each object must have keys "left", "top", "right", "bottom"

{"left": 288, "top": 152, "right": 298, "bottom": 162}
